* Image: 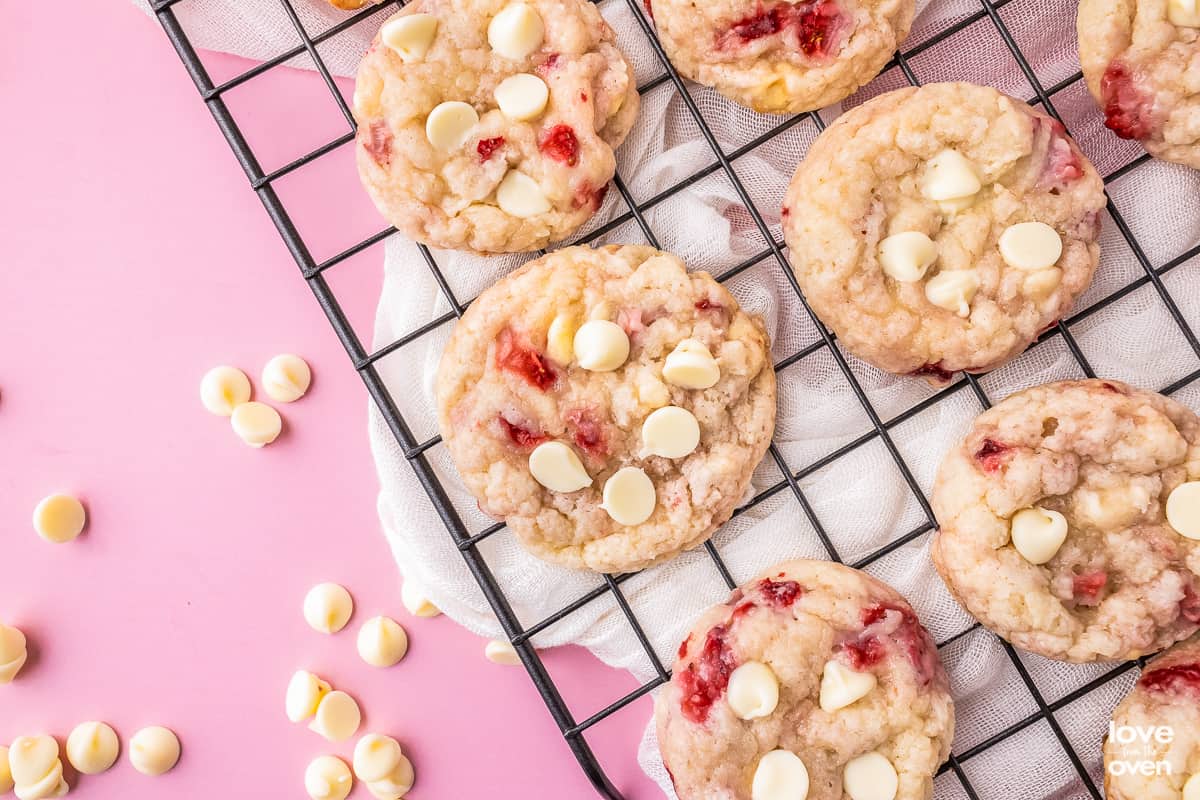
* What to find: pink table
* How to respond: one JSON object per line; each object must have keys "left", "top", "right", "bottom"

{"left": 0, "top": 5, "right": 659, "bottom": 797}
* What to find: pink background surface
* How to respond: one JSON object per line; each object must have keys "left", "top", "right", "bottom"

{"left": 0, "top": 4, "right": 659, "bottom": 797}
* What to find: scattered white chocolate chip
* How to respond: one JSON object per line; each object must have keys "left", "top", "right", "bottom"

{"left": 1184, "top": 773, "right": 1200, "bottom": 800}
{"left": 1169, "top": 0, "right": 1200, "bottom": 26}
{"left": 485, "top": 639, "right": 522, "bottom": 665}
{"left": 1167, "top": 481, "right": 1200, "bottom": 540}
{"left": 496, "top": 170, "right": 551, "bottom": 218}
{"left": 262, "top": 354, "right": 311, "bottom": 403}
{"left": 425, "top": 101, "right": 478, "bottom": 151}
{"left": 640, "top": 406, "right": 700, "bottom": 459}
{"left": 66, "top": 721, "right": 119, "bottom": 775}
{"left": 843, "top": 752, "right": 899, "bottom": 800}
{"left": 365, "top": 753, "right": 415, "bottom": 800}
{"left": 662, "top": 339, "right": 720, "bottom": 389}
{"left": 528, "top": 441, "right": 591, "bottom": 493}
{"left": 487, "top": 3, "right": 544, "bottom": 60}
{"left": 573, "top": 320, "right": 630, "bottom": 372}
{"left": 0, "top": 746, "right": 11, "bottom": 795}
{"left": 353, "top": 734, "right": 403, "bottom": 784}
{"left": 1009, "top": 506, "right": 1069, "bottom": 564}
{"left": 230, "top": 401, "right": 282, "bottom": 447}
{"left": 32, "top": 494, "right": 86, "bottom": 544}
{"left": 200, "top": 365, "right": 251, "bottom": 416}
{"left": 878, "top": 231, "right": 937, "bottom": 282}
{"left": 9, "top": 735, "right": 66, "bottom": 800}
{"left": 309, "top": 691, "right": 362, "bottom": 742}
{"left": 357, "top": 616, "right": 409, "bottom": 668}
{"left": 726, "top": 661, "right": 780, "bottom": 720}
{"left": 380, "top": 13, "right": 439, "bottom": 62}
{"left": 1023, "top": 268, "right": 1062, "bottom": 298}
{"left": 0, "top": 622, "right": 29, "bottom": 683}
{"left": 305, "top": 755, "right": 353, "bottom": 800}
{"left": 494, "top": 73, "right": 549, "bottom": 121}
{"left": 999, "top": 221, "right": 1063, "bottom": 271}
{"left": 819, "top": 660, "right": 877, "bottom": 712}
{"left": 924, "top": 270, "right": 979, "bottom": 317}
{"left": 401, "top": 581, "right": 442, "bottom": 618}
{"left": 303, "top": 582, "right": 354, "bottom": 634}
{"left": 546, "top": 313, "right": 577, "bottom": 364}
{"left": 922, "top": 149, "right": 982, "bottom": 208}
{"left": 128, "top": 726, "right": 180, "bottom": 776}
{"left": 751, "top": 749, "right": 810, "bottom": 800}
{"left": 286, "top": 670, "right": 333, "bottom": 723}
{"left": 601, "top": 466, "right": 656, "bottom": 526}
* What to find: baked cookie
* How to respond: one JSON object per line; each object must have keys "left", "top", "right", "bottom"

{"left": 783, "top": 82, "right": 1106, "bottom": 384}
{"left": 932, "top": 379, "right": 1200, "bottom": 663}
{"left": 353, "top": 0, "right": 639, "bottom": 254}
{"left": 328, "top": 0, "right": 375, "bottom": 10}
{"left": 435, "top": 245, "right": 776, "bottom": 573}
{"left": 1105, "top": 633, "right": 1200, "bottom": 800}
{"left": 647, "top": 0, "right": 912, "bottom": 114}
{"left": 1078, "top": 0, "right": 1200, "bottom": 169}
{"left": 656, "top": 559, "right": 953, "bottom": 800}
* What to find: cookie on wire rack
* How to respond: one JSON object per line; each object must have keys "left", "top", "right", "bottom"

{"left": 932, "top": 379, "right": 1200, "bottom": 663}
{"left": 434, "top": 244, "right": 776, "bottom": 573}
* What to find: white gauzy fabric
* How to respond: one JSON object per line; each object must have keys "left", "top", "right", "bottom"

{"left": 140, "top": 0, "right": 1200, "bottom": 795}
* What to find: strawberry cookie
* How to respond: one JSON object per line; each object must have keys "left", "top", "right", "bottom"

{"left": 1078, "top": 0, "right": 1200, "bottom": 169}
{"left": 783, "top": 83, "right": 1106, "bottom": 384}
{"left": 435, "top": 244, "right": 776, "bottom": 573}
{"left": 656, "top": 559, "right": 953, "bottom": 800}
{"left": 932, "top": 379, "right": 1200, "bottom": 663}
{"left": 647, "top": 0, "right": 912, "bottom": 114}
{"left": 353, "top": 0, "right": 639, "bottom": 254}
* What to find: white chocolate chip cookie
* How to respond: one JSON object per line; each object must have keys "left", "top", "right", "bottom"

{"left": 1078, "top": 0, "right": 1200, "bottom": 169}
{"left": 353, "top": 0, "right": 640, "bottom": 254}
{"left": 783, "top": 83, "right": 1106, "bottom": 384}
{"left": 647, "top": 0, "right": 913, "bottom": 114}
{"left": 435, "top": 244, "right": 776, "bottom": 573}
{"left": 656, "top": 560, "right": 953, "bottom": 800}
{"left": 932, "top": 379, "right": 1200, "bottom": 663}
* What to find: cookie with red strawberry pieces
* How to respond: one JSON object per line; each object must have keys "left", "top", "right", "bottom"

{"left": 932, "top": 379, "right": 1200, "bottom": 663}
{"left": 353, "top": 0, "right": 639, "bottom": 254}
{"left": 435, "top": 245, "right": 776, "bottom": 573}
{"left": 656, "top": 560, "right": 953, "bottom": 800}
{"left": 1078, "top": 0, "right": 1200, "bottom": 169}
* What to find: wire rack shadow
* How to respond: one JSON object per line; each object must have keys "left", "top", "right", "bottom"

{"left": 148, "top": 0, "right": 1200, "bottom": 796}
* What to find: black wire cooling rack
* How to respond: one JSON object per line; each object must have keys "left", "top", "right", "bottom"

{"left": 149, "top": 0, "right": 1200, "bottom": 795}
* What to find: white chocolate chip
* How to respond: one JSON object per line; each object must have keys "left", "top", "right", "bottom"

{"left": 1023, "top": 268, "right": 1062, "bottom": 298}
{"left": 751, "top": 750, "right": 810, "bottom": 800}
{"left": 819, "top": 660, "right": 877, "bottom": 712}
{"left": 401, "top": 581, "right": 442, "bottom": 618}
{"left": 353, "top": 734, "right": 403, "bottom": 783}
{"left": 999, "top": 221, "right": 1063, "bottom": 271}
{"left": 129, "top": 726, "right": 180, "bottom": 776}
{"left": 230, "top": 401, "right": 282, "bottom": 447}
{"left": 365, "top": 754, "right": 415, "bottom": 800}
{"left": 640, "top": 406, "right": 700, "bottom": 459}
{"left": 1010, "top": 506, "right": 1069, "bottom": 564}
{"left": 924, "top": 270, "right": 979, "bottom": 317}
{"left": 1184, "top": 774, "right": 1200, "bottom": 800}
{"left": 494, "top": 73, "right": 549, "bottom": 121}
{"left": 1167, "top": 481, "right": 1200, "bottom": 540}
{"left": 601, "top": 466, "right": 656, "bottom": 526}
{"left": 304, "top": 582, "right": 354, "bottom": 634}
{"left": 528, "top": 441, "right": 591, "bottom": 493}
{"left": 0, "top": 623, "right": 28, "bottom": 684}
{"left": 843, "top": 752, "right": 899, "bottom": 800}
{"left": 662, "top": 339, "right": 720, "bottom": 389}
{"left": 0, "top": 746, "right": 11, "bottom": 796}
{"left": 487, "top": 3, "right": 544, "bottom": 60}
{"left": 32, "top": 493, "right": 86, "bottom": 544}
{"left": 922, "top": 149, "right": 982, "bottom": 203}
{"left": 262, "top": 354, "right": 311, "bottom": 403}
{"left": 66, "top": 722, "right": 119, "bottom": 775}
{"left": 726, "top": 661, "right": 780, "bottom": 720}
{"left": 496, "top": 170, "right": 550, "bottom": 218}
{"left": 380, "top": 13, "right": 439, "bottom": 62}
{"left": 424, "top": 101, "right": 478, "bottom": 150}
{"left": 878, "top": 231, "right": 937, "bottom": 282}
{"left": 200, "top": 365, "right": 251, "bottom": 416}
{"left": 357, "top": 616, "right": 409, "bottom": 668}
{"left": 1169, "top": 0, "right": 1200, "bottom": 26}
{"left": 305, "top": 755, "right": 353, "bottom": 800}
{"left": 546, "top": 313, "right": 577, "bottom": 364}
{"left": 573, "top": 320, "right": 630, "bottom": 372}
{"left": 286, "top": 670, "right": 333, "bottom": 722}
{"left": 9, "top": 735, "right": 66, "bottom": 800}
{"left": 485, "top": 639, "right": 522, "bottom": 665}
{"left": 310, "top": 691, "right": 362, "bottom": 742}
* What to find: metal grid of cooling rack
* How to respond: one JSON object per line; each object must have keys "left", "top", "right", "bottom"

{"left": 148, "top": 0, "right": 1200, "bottom": 795}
